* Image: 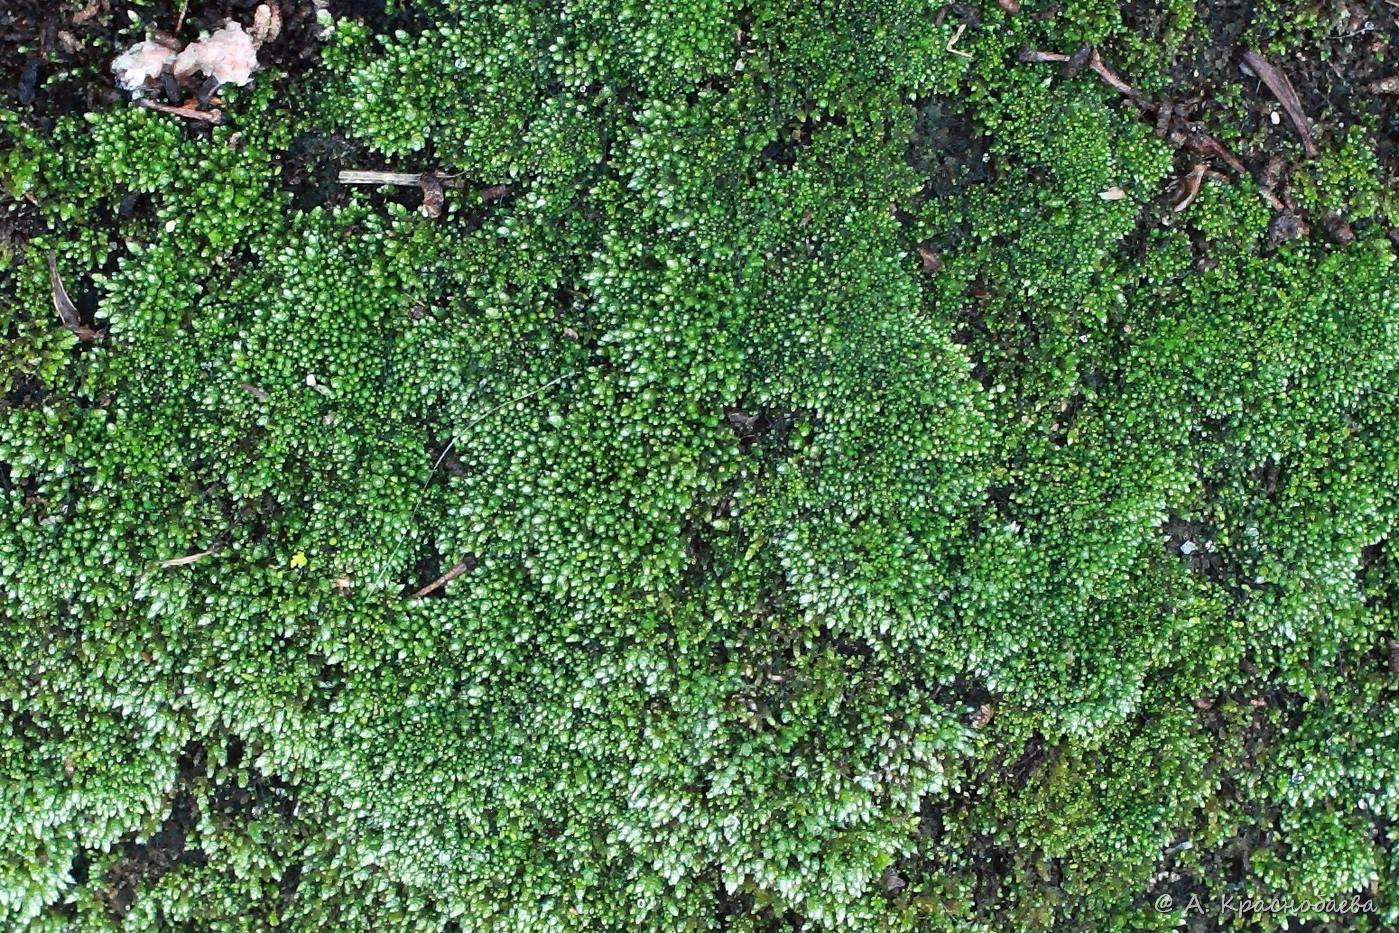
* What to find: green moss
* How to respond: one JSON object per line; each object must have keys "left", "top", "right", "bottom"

{"left": 2, "top": 0, "right": 1397, "bottom": 928}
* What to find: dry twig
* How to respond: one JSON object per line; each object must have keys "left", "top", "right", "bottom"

{"left": 138, "top": 98, "right": 224, "bottom": 124}
{"left": 160, "top": 548, "right": 216, "bottom": 568}
{"left": 411, "top": 557, "right": 477, "bottom": 598}
{"left": 946, "top": 23, "right": 972, "bottom": 59}
{"left": 338, "top": 170, "right": 464, "bottom": 218}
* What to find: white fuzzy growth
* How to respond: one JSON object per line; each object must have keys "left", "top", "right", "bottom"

{"left": 174, "top": 23, "right": 260, "bottom": 87}
{"left": 112, "top": 39, "right": 178, "bottom": 91}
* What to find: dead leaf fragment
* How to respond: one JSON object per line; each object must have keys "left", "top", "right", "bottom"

{"left": 1098, "top": 186, "right": 1126, "bottom": 201}
{"left": 136, "top": 98, "right": 224, "bottom": 124}
{"left": 1172, "top": 164, "right": 1207, "bottom": 212}
{"left": 47, "top": 253, "right": 103, "bottom": 342}
{"left": 969, "top": 703, "right": 995, "bottom": 729}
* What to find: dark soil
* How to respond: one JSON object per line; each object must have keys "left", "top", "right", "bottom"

{"left": 99, "top": 787, "right": 206, "bottom": 919}
{"left": 1116, "top": 0, "right": 1399, "bottom": 188}
{"left": 1, "top": 2, "right": 326, "bottom": 124}
{"left": 90, "top": 738, "right": 302, "bottom": 920}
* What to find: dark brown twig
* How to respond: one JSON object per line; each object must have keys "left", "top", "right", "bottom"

{"left": 1241, "top": 50, "right": 1318, "bottom": 158}
{"left": 1181, "top": 131, "right": 1247, "bottom": 175}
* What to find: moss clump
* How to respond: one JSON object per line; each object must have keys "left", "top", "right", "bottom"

{"left": 2, "top": 0, "right": 1397, "bottom": 929}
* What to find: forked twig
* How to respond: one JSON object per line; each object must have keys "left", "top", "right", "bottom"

{"left": 946, "top": 23, "right": 972, "bottom": 59}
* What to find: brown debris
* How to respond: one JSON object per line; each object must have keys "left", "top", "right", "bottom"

{"left": 969, "top": 703, "right": 995, "bottom": 729}
{"left": 339, "top": 169, "right": 466, "bottom": 218}
{"left": 1019, "top": 46, "right": 1143, "bottom": 105}
{"left": 1257, "top": 187, "right": 1287, "bottom": 212}
{"left": 1319, "top": 214, "right": 1355, "bottom": 246}
{"left": 1368, "top": 76, "right": 1399, "bottom": 95}
{"left": 1088, "top": 49, "right": 1139, "bottom": 99}
{"left": 1267, "top": 211, "right": 1309, "bottom": 246}
{"left": 997, "top": 0, "right": 1021, "bottom": 11}
{"left": 1154, "top": 101, "right": 1173, "bottom": 137}
{"left": 881, "top": 866, "right": 908, "bottom": 894}
{"left": 47, "top": 253, "right": 104, "bottom": 342}
{"left": 1017, "top": 48, "right": 1069, "bottom": 65}
{"left": 1240, "top": 51, "right": 1318, "bottom": 158}
{"left": 1257, "top": 154, "right": 1287, "bottom": 192}
{"left": 917, "top": 243, "right": 943, "bottom": 274}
